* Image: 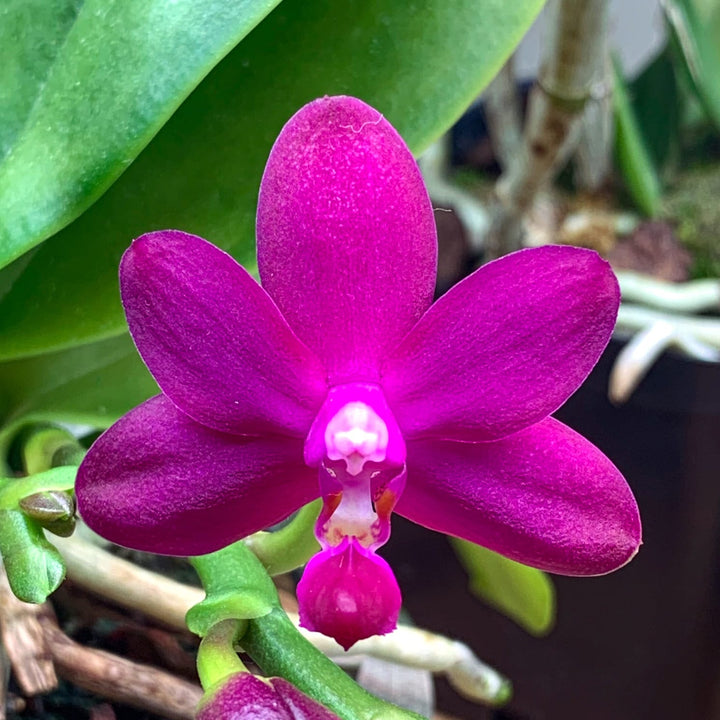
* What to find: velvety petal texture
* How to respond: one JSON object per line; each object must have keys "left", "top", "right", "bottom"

{"left": 197, "top": 673, "right": 340, "bottom": 720}
{"left": 257, "top": 96, "right": 437, "bottom": 383}
{"left": 76, "top": 395, "right": 318, "bottom": 555}
{"left": 383, "top": 246, "right": 620, "bottom": 441}
{"left": 397, "top": 418, "right": 641, "bottom": 576}
{"left": 121, "top": 231, "right": 327, "bottom": 437}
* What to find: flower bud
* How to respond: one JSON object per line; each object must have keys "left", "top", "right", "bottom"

{"left": 197, "top": 673, "right": 340, "bottom": 720}
{"left": 19, "top": 490, "right": 76, "bottom": 537}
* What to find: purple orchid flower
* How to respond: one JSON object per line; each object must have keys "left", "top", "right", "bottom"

{"left": 197, "top": 673, "right": 340, "bottom": 720}
{"left": 76, "top": 96, "right": 641, "bottom": 651}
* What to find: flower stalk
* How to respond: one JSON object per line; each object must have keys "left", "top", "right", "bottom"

{"left": 196, "top": 619, "right": 248, "bottom": 690}
{"left": 244, "top": 500, "right": 321, "bottom": 576}
{"left": 242, "top": 607, "right": 424, "bottom": 720}
{"left": 0, "top": 466, "right": 76, "bottom": 510}
{"left": 17, "top": 425, "right": 85, "bottom": 475}
{"left": 189, "top": 539, "right": 423, "bottom": 720}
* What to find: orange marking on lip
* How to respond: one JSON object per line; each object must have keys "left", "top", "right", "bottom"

{"left": 323, "top": 492, "right": 343, "bottom": 517}
{"left": 374, "top": 489, "right": 396, "bottom": 519}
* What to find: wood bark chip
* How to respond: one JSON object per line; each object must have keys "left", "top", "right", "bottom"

{"left": 0, "top": 561, "right": 201, "bottom": 719}
{"left": 0, "top": 566, "right": 57, "bottom": 696}
{"left": 39, "top": 614, "right": 202, "bottom": 720}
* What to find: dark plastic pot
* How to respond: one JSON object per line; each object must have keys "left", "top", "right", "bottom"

{"left": 386, "top": 339, "right": 720, "bottom": 720}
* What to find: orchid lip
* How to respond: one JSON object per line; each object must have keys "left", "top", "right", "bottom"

{"left": 296, "top": 536, "right": 402, "bottom": 650}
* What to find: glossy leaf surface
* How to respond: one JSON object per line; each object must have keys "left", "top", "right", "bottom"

{"left": 0, "top": 0, "right": 282, "bottom": 268}
{"left": 0, "top": 0, "right": 545, "bottom": 362}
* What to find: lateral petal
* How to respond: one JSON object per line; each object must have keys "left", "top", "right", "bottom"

{"left": 383, "top": 246, "right": 619, "bottom": 441}
{"left": 76, "top": 395, "right": 318, "bottom": 555}
{"left": 121, "top": 230, "right": 327, "bottom": 437}
{"left": 397, "top": 417, "right": 641, "bottom": 576}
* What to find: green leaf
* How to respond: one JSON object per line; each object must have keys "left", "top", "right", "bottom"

{"left": 0, "top": 334, "right": 157, "bottom": 466}
{"left": 0, "top": 509, "right": 65, "bottom": 602}
{"left": 451, "top": 538, "right": 556, "bottom": 636}
{"left": 629, "top": 47, "right": 680, "bottom": 173}
{"left": 664, "top": 0, "right": 720, "bottom": 132}
{"left": 613, "top": 58, "right": 662, "bottom": 217}
{"left": 0, "top": 0, "right": 283, "bottom": 269}
{"left": 0, "top": 0, "right": 545, "bottom": 361}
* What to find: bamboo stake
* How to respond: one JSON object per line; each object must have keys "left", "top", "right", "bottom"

{"left": 483, "top": 57, "right": 523, "bottom": 173}
{"left": 488, "top": 0, "right": 610, "bottom": 258}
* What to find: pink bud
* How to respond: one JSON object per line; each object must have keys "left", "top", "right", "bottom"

{"left": 197, "top": 673, "right": 340, "bottom": 719}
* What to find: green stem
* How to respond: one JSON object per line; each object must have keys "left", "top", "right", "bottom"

{"left": 242, "top": 608, "right": 424, "bottom": 720}
{"left": 190, "top": 540, "right": 420, "bottom": 720}
{"left": 0, "top": 466, "right": 77, "bottom": 509}
{"left": 244, "top": 499, "right": 321, "bottom": 575}
{"left": 187, "top": 540, "right": 279, "bottom": 637}
{"left": 196, "top": 619, "right": 248, "bottom": 690}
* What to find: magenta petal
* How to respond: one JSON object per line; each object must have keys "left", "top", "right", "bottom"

{"left": 397, "top": 418, "right": 641, "bottom": 575}
{"left": 257, "top": 96, "right": 437, "bottom": 383}
{"left": 197, "top": 674, "right": 340, "bottom": 720}
{"left": 297, "top": 537, "right": 401, "bottom": 650}
{"left": 383, "top": 246, "right": 619, "bottom": 441}
{"left": 76, "top": 395, "right": 318, "bottom": 555}
{"left": 121, "top": 231, "right": 327, "bottom": 437}
{"left": 271, "top": 679, "right": 342, "bottom": 720}
{"left": 197, "top": 674, "right": 295, "bottom": 720}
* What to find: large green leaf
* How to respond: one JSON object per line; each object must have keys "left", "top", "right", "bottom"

{"left": 0, "top": 334, "right": 156, "bottom": 462}
{"left": 451, "top": 538, "right": 556, "bottom": 636}
{"left": 0, "top": 0, "right": 283, "bottom": 269}
{"left": 0, "top": 0, "right": 545, "bottom": 361}
{"left": 664, "top": 0, "right": 720, "bottom": 131}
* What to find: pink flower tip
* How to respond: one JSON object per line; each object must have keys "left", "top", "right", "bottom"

{"left": 297, "top": 537, "right": 401, "bottom": 650}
